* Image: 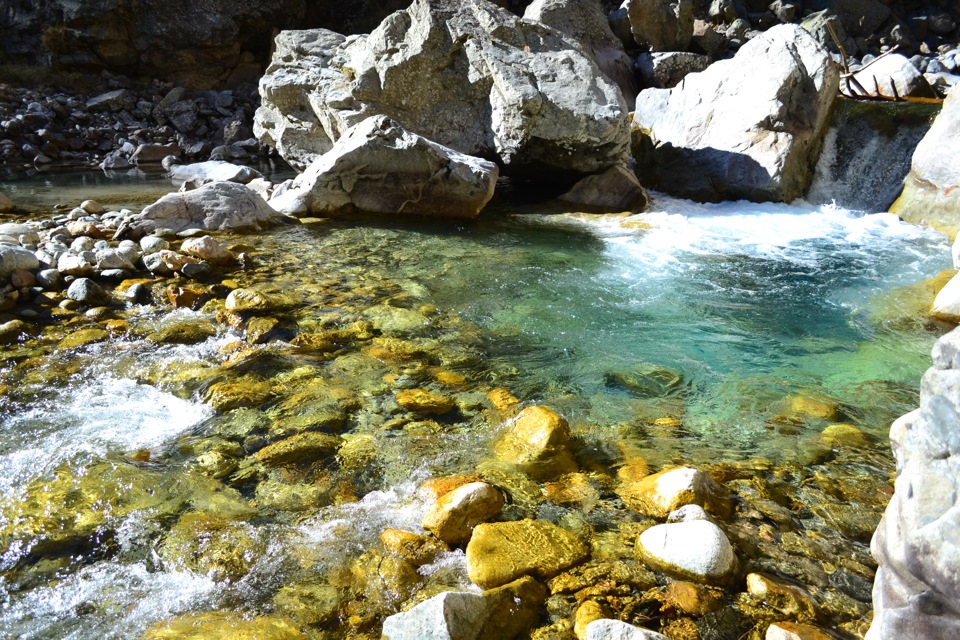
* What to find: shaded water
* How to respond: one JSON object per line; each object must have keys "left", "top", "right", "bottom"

{"left": 0, "top": 181, "right": 951, "bottom": 638}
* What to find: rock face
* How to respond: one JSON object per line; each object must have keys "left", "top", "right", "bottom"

{"left": 255, "top": 0, "right": 631, "bottom": 178}
{"left": 137, "top": 182, "right": 285, "bottom": 233}
{"left": 268, "top": 116, "right": 499, "bottom": 219}
{"left": 623, "top": 0, "right": 694, "bottom": 52}
{"left": 632, "top": 24, "right": 838, "bottom": 203}
{"left": 523, "top": 0, "right": 640, "bottom": 108}
{"left": 889, "top": 85, "right": 960, "bottom": 233}
{"left": 636, "top": 520, "right": 736, "bottom": 584}
{"left": 466, "top": 519, "right": 589, "bottom": 589}
{"left": 867, "top": 327, "right": 960, "bottom": 639}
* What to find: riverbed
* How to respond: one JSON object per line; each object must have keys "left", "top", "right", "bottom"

{"left": 0, "top": 173, "right": 951, "bottom": 638}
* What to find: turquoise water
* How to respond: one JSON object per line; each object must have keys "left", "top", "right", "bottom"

{"left": 0, "top": 182, "right": 952, "bottom": 638}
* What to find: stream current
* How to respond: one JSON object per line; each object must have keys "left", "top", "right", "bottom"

{"left": 0, "top": 174, "right": 952, "bottom": 638}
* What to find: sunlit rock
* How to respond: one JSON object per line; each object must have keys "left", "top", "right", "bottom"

{"left": 636, "top": 520, "right": 737, "bottom": 584}
{"left": 493, "top": 406, "right": 577, "bottom": 481}
{"left": 381, "top": 529, "right": 450, "bottom": 567}
{"left": 159, "top": 511, "right": 260, "bottom": 582}
{"left": 617, "top": 466, "right": 731, "bottom": 519}
{"left": 422, "top": 481, "right": 504, "bottom": 546}
{"left": 466, "top": 519, "right": 589, "bottom": 589}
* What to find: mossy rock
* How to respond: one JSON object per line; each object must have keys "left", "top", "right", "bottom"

{"left": 205, "top": 378, "right": 275, "bottom": 412}
{"left": 254, "top": 478, "right": 331, "bottom": 513}
{"left": 147, "top": 321, "right": 217, "bottom": 345}
{"left": 255, "top": 432, "right": 341, "bottom": 467}
{"left": 159, "top": 511, "right": 261, "bottom": 582}
{"left": 57, "top": 328, "right": 109, "bottom": 350}
{"left": 273, "top": 581, "right": 341, "bottom": 626}
{"left": 142, "top": 611, "right": 304, "bottom": 639}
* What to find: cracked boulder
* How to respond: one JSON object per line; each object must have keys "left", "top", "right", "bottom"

{"left": 254, "top": 0, "right": 630, "bottom": 179}
{"left": 268, "top": 115, "right": 498, "bottom": 219}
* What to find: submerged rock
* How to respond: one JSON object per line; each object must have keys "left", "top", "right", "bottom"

{"left": 632, "top": 24, "right": 838, "bottom": 203}
{"left": 143, "top": 612, "right": 303, "bottom": 640}
{"left": 255, "top": 0, "right": 630, "bottom": 178}
{"left": 269, "top": 116, "right": 498, "bottom": 219}
{"left": 137, "top": 181, "right": 285, "bottom": 233}
{"left": 891, "top": 85, "right": 960, "bottom": 233}
{"left": 466, "top": 519, "right": 589, "bottom": 589}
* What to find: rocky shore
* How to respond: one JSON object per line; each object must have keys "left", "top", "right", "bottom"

{"left": 2, "top": 1, "right": 960, "bottom": 639}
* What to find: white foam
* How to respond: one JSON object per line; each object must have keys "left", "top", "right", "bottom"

{"left": 0, "top": 560, "right": 218, "bottom": 639}
{"left": 0, "top": 376, "right": 211, "bottom": 499}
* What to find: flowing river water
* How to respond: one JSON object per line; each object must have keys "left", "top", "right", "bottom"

{"left": 0, "top": 171, "right": 952, "bottom": 639}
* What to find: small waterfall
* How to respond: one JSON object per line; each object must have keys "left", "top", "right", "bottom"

{"left": 807, "top": 98, "right": 941, "bottom": 213}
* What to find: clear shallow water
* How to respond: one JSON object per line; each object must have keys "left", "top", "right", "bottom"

{"left": 0, "top": 184, "right": 952, "bottom": 638}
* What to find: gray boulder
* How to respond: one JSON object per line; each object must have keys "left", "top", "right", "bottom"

{"left": 847, "top": 54, "right": 936, "bottom": 100}
{"left": 66, "top": 278, "right": 111, "bottom": 306}
{"left": 166, "top": 160, "right": 263, "bottom": 185}
{"left": 889, "top": 85, "right": 960, "bottom": 232}
{"left": 86, "top": 89, "right": 136, "bottom": 113}
{"left": 635, "top": 519, "right": 737, "bottom": 584}
{"left": 269, "top": 115, "right": 498, "bottom": 219}
{"left": 523, "top": 0, "right": 640, "bottom": 108}
{"left": 867, "top": 327, "right": 960, "bottom": 639}
{"left": 0, "top": 192, "right": 14, "bottom": 213}
{"left": 623, "top": 0, "right": 694, "bottom": 52}
{"left": 635, "top": 51, "right": 711, "bottom": 89}
{"left": 381, "top": 591, "right": 487, "bottom": 640}
{"left": 558, "top": 165, "right": 648, "bottom": 212}
{"left": 632, "top": 24, "right": 838, "bottom": 203}
{"left": 255, "top": 0, "right": 630, "bottom": 179}
{"left": 137, "top": 182, "right": 286, "bottom": 233}
{"left": 0, "top": 246, "right": 40, "bottom": 280}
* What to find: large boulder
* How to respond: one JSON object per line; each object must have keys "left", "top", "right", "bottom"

{"left": 167, "top": 161, "right": 263, "bottom": 185}
{"left": 867, "top": 328, "right": 960, "bottom": 639}
{"left": 889, "top": 86, "right": 960, "bottom": 234}
{"left": 623, "top": 0, "right": 693, "bottom": 53}
{"left": 136, "top": 182, "right": 286, "bottom": 233}
{"left": 255, "top": 0, "right": 630, "bottom": 179}
{"left": 523, "top": 0, "right": 640, "bottom": 108}
{"left": 632, "top": 24, "right": 838, "bottom": 203}
{"left": 268, "top": 116, "right": 498, "bottom": 219}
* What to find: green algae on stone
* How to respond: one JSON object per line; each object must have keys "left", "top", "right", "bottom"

{"left": 159, "top": 511, "right": 261, "bottom": 582}
{"left": 146, "top": 321, "right": 217, "bottom": 345}
{"left": 273, "top": 581, "right": 342, "bottom": 626}
{"left": 143, "top": 611, "right": 305, "bottom": 640}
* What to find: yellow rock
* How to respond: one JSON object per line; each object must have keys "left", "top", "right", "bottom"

{"left": 142, "top": 612, "right": 303, "bottom": 640}
{"left": 225, "top": 288, "right": 273, "bottom": 312}
{"left": 422, "top": 481, "right": 504, "bottom": 546}
{"left": 478, "top": 576, "right": 549, "bottom": 640}
{"left": 488, "top": 387, "right": 520, "bottom": 415}
{"left": 663, "top": 580, "right": 723, "bottom": 616}
{"left": 57, "top": 328, "right": 109, "bottom": 350}
{"left": 381, "top": 529, "right": 450, "bottom": 567}
{"left": 159, "top": 512, "right": 259, "bottom": 582}
{"left": 819, "top": 424, "right": 872, "bottom": 449}
{"left": 422, "top": 475, "right": 483, "bottom": 499}
{"left": 746, "top": 573, "right": 816, "bottom": 620}
{"left": 204, "top": 379, "right": 274, "bottom": 412}
{"left": 574, "top": 601, "right": 611, "bottom": 640}
{"left": 396, "top": 388, "right": 455, "bottom": 414}
{"left": 617, "top": 466, "right": 731, "bottom": 519}
{"left": 493, "top": 406, "right": 577, "bottom": 481}
{"left": 466, "top": 519, "right": 590, "bottom": 589}
{"left": 255, "top": 432, "right": 340, "bottom": 467}
{"left": 544, "top": 473, "right": 599, "bottom": 509}
{"left": 781, "top": 395, "right": 842, "bottom": 422}
{"left": 434, "top": 369, "right": 467, "bottom": 387}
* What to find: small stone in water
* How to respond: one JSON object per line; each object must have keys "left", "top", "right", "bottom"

{"left": 80, "top": 199, "right": 105, "bottom": 214}
{"left": 125, "top": 283, "right": 151, "bottom": 304}
{"left": 181, "top": 261, "right": 212, "bottom": 280}
{"left": 225, "top": 287, "right": 273, "bottom": 312}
